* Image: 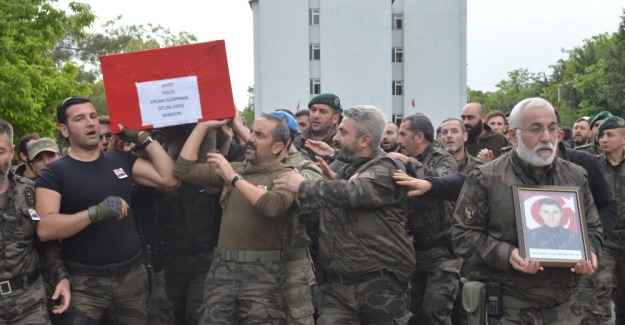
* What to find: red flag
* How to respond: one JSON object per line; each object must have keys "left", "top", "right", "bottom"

{"left": 411, "top": 98, "right": 415, "bottom": 108}
{"left": 296, "top": 100, "right": 300, "bottom": 110}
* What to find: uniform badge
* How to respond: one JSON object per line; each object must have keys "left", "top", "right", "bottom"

{"left": 113, "top": 168, "right": 128, "bottom": 179}
{"left": 462, "top": 201, "right": 478, "bottom": 225}
{"left": 619, "top": 118, "right": 625, "bottom": 126}
{"left": 24, "top": 188, "right": 35, "bottom": 207}
{"left": 428, "top": 159, "right": 435, "bottom": 168}
{"left": 257, "top": 185, "right": 268, "bottom": 190}
{"left": 28, "top": 208, "right": 41, "bottom": 221}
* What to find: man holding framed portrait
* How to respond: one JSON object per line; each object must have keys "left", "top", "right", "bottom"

{"left": 452, "top": 98, "right": 603, "bottom": 324}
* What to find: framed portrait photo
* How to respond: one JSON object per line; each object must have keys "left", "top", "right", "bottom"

{"left": 512, "top": 185, "right": 591, "bottom": 267}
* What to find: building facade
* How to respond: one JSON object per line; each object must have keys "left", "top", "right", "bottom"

{"left": 249, "top": 0, "right": 467, "bottom": 126}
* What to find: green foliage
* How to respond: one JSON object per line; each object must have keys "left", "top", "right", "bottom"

{"left": 240, "top": 86, "right": 255, "bottom": 126}
{"left": 0, "top": 0, "right": 95, "bottom": 140}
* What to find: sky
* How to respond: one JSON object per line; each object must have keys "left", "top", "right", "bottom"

{"left": 56, "top": 0, "right": 625, "bottom": 109}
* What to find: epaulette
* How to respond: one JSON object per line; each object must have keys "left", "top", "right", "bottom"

{"left": 15, "top": 174, "right": 35, "bottom": 187}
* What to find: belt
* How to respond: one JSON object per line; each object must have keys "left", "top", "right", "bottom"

{"left": 502, "top": 295, "right": 554, "bottom": 309}
{"left": 65, "top": 250, "right": 144, "bottom": 277}
{"left": 215, "top": 248, "right": 281, "bottom": 263}
{"left": 326, "top": 269, "right": 390, "bottom": 285}
{"left": 282, "top": 248, "right": 309, "bottom": 263}
{"left": 0, "top": 269, "right": 40, "bottom": 295}
{"left": 413, "top": 230, "right": 452, "bottom": 251}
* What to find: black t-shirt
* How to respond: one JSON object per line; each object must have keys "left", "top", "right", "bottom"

{"left": 36, "top": 150, "right": 140, "bottom": 266}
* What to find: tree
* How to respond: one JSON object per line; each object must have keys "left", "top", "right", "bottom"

{"left": 0, "top": 1, "right": 95, "bottom": 139}
{"left": 603, "top": 10, "right": 625, "bottom": 117}
{"left": 240, "top": 86, "right": 255, "bottom": 126}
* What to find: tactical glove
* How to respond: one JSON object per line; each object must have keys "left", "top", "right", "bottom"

{"left": 88, "top": 196, "right": 124, "bottom": 222}
{"left": 118, "top": 127, "right": 150, "bottom": 146}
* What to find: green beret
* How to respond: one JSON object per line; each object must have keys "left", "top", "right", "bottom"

{"left": 597, "top": 116, "right": 625, "bottom": 137}
{"left": 589, "top": 111, "right": 613, "bottom": 129}
{"left": 308, "top": 93, "right": 342, "bottom": 112}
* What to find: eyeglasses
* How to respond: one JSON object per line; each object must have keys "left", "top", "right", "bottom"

{"left": 515, "top": 126, "right": 558, "bottom": 136}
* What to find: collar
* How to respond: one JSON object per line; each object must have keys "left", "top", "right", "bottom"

{"left": 415, "top": 143, "right": 434, "bottom": 162}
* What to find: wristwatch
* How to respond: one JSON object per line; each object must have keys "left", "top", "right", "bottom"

{"left": 137, "top": 136, "right": 155, "bottom": 150}
{"left": 231, "top": 173, "right": 243, "bottom": 187}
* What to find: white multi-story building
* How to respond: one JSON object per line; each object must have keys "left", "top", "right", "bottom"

{"left": 249, "top": 0, "right": 467, "bottom": 127}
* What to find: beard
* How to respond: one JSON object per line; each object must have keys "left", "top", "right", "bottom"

{"left": 335, "top": 141, "right": 358, "bottom": 164}
{"left": 516, "top": 132, "right": 556, "bottom": 167}
{"left": 465, "top": 122, "right": 483, "bottom": 140}
{"left": 573, "top": 135, "right": 588, "bottom": 146}
{"left": 382, "top": 141, "right": 398, "bottom": 153}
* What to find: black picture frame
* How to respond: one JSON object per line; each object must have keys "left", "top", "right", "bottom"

{"left": 512, "top": 185, "right": 591, "bottom": 267}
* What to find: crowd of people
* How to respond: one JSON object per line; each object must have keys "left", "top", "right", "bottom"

{"left": 1, "top": 93, "right": 623, "bottom": 325}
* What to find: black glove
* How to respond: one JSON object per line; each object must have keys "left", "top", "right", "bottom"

{"left": 88, "top": 196, "right": 124, "bottom": 222}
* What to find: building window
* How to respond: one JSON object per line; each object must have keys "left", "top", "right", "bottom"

{"left": 393, "top": 14, "right": 403, "bottom": 29}
{"left": 310, "top": 79, "right": 321, "bottom": 95}
{"left": 309, "top": 9, "right": 320, "bottom": 25}
{"left": 310, "top": 44, "right": 320, "bottom": 60}
{"left": 393, "top": 114, "right": 404, "bottom": 125}
{"left": 392, "top": 81, "right": 403, "bottom": 96}
{"left": 392, "top": 48, "right": 403, "bottom": 63}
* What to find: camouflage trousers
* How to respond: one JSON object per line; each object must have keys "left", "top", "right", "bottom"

{"left": 574, "top": 273, "right": 602, "bottom": 324}
{"left": 148, "top": 267, "right": 175, "bottom": 325}
{"left": 597, "top": 236, "right": 625, "bottom": 324}
{"left": 317, "top": 271, "right": 411, "bottom": 325}
{"left": 55, "top": 262, "right": 149, "bottom": 325}
{"left": 198, "top": 251, "right": 286, "bottom": 324}
{"left": 410, "top": 246, "right": 461, "bottom": 325}
{"left": 283, "top": 256, "right": 316, "bottom": 325}
{"left": 488, "top": 296, "right": 581, "bottom": 325}
{"left": 0, "top": 277, "right": 50, "bottom": 325}
{"left": 162, "top": 251, "right": 212, "bottom": 324}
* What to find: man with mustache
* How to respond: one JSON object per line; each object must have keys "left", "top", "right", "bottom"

{"left": 381, "top": 122, "right": 400, "bottom": 153}
{"left": 453, "top": 98, "right": 602, "bottom": 324}
{"left": 294, "top": 93, "right": 342, "bottom": 162}
{"left": 461, "top": 103, "right": 509, "bottom": 160}
{"left": 572, "top": 117, "right": 591, "bottom": 148}
{"left": 274, "top": 105, "right": 415, "bottom": 324}
{"left": 173, "top": 115, "right": 295, "bottom": 324}
{"left": 576, "top": 111, "right": 612, "bottom": 155}
{"left": 439, "top": 118, "right": 482, "bottom": 173}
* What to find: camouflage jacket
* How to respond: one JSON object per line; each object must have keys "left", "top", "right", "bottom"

{"left": 574, "top": 141, "right": 601, "bottom": 155}
{"left": 456, "top": 149, "right": 483, "bottom": 173}
{"left": 293, "top": 126, "right": 337, "bottom": 162}
{"left": 405, "top": 144, "right": 457, "bottom": 237}
{"left": 298, "top": 150, "right": 416, "bottom": 283}
{"left": 1, "top": 172, "right": 67, "bottom": 285}
{"left": 452, "top": 151, "right": 603, "bottom": 305}
{"left": 598, "top": 151, "right": 625, "bottom": 231}
{"left": 465, "top": 124, "right": 509, "bottom": 159}
{"left": 277, "top": 152, "right": 323, "bottom": 251}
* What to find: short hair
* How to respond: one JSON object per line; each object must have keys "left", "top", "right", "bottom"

{"left": 259, "top": 114, "right": 290, "bottom": 147}
{"left": 98, "top": 115, "right": 111, "bottom": 125}
{"left": 574, "top": 117, "right": 590, "bottom": 126}
{"left": 342, "top": 105, "right": 386, "bottom": 150}
{"left": 441, "top": 118, "right": 466, "bottom": 133}
{"left": 562, "top": 126, "right": 572, "bottom": 140}
{"left": 486, "top": 110, "right": 506, "bottom": 124}
{"left": 402, "top": 113, "right": 434, "bottom": 143}
{"left": 0, "top": 119, "right": 14, "bottom": 144}
{"left": 18, "top": 133, "right": 40, "bottom": 158}
{"left": 538, "top": 197, "right": 561, "bottom": 211}
{"left": 295, "top": 109, "right": 310, "bottom": 118}
{"left": 509, "top": 98, "right": 554, "bottom": 129}
{"left": 57, "top": 96, "right": 91, "bottom": 124}
{"left": 436, "top": 126, "right": 441, "bottom": 137}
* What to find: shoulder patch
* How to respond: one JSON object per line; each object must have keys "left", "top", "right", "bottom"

{"left": 428, "top": 159, "right": 435, "bottom": 168}
{"left": 461, "top": 201, "right": 478, "bottom": 225}
{"left": 24, "top": 187, "right": 35, "bottom": 207}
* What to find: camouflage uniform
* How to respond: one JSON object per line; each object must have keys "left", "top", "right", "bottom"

{"left": 451, "top": 151, "right": 483, "bottom": 325}
{"left": 1, "top": 173, "right": 67, "bottom": 324}
{"left": 464, "top": 124, "right": 509, "bottom": 159}
{"left": 597, "top": 151, "right": 625, "bottom": 323}
{"left": 293, "top": 126, "right": 337, "bottom": 162}
{"left": 403, "top": 144, "right": 459, "bottom": 325}
{"left": 298, "top": 150, "right": 415, "bottom": 324}
{"left": 574, "top": 141, "right": 601, "bottom": 155}
{"left": 452, "top": 151, "right": 603, "bottom": 324}
{"left": 278, "top": 152, "right": 323, "bottom": 324}
{"left": 156, "top": 183, "right": 220, "bottom": 325}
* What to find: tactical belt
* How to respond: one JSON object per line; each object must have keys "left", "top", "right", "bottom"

{"left": 0, "top": 269, "right": 39, "bottom": 295}
{"left": 282, "top": 248, "right": 309, "bottom": 263}
{"left": 413, "top": 230, "right": 452, "bottom": 251}
{"left": 502, "top": 295, "right": 554, "bottom": 309}
{"left": 65, "top": 250, "right": 143, "bottom": 277}
{"left": 326, "top": 269, "right": 392, "bottom": 285}
{"left": 215, "top": 248, "right": 281, "bottom": 263}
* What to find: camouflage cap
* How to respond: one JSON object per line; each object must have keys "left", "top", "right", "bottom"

{"left": 267, "top": 111, "right": 298, "bottom": 133}
{"left": 597, "top": 116, "right": 625, "bottom": 137}
{"left": 308, "top": 93, "right": 342, "bottom": 113}
{"left": 589, "top": 111, "right": 613, "bottom": 129}
{"left": 27, "top": 137, "right": 60, "bottom": 161}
